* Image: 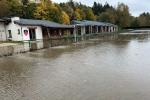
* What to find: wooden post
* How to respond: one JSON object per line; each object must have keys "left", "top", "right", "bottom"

{"left": 97, "top": 26, "right": 99, "bottom": 33}
{"left": 88, "top": 26, "right": 90, "bottom": 34}
{"left": 47, "top": 28, "right": 50, "bottom": 38}
{"left": 81, "top": 26, "right": 84, "bottom": 40}
{"left": 91, "top": 26, "right": 93, "bottom": 33}
{"left": 73, "top": 25, "right": 77, "bottom": 42}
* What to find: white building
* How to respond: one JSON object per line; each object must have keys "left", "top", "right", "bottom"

{"left": 0, "top": 17, "right": 43, "bottom": 42}
{"left": 0, "top": 17, "right": 74, "bottom": 50}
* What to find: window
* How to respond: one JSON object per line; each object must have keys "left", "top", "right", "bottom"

{"left": 18, "top": 29, "right": 21, "bottom": 35}
{"left": 8, "top": 30, "right": 12, "bottom": 38}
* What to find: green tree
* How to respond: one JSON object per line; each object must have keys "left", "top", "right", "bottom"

{"left": 97, "top": 9, "right": 117, "bottom": 24}
{"left": 0, "top": 0, "right": 10, "bottom": 17}
{"left": 48, "top": 4, "right": 63, "bottom": 23}
{"left": 84, "top": 8, "right": 96, "bottom": 20}
{"left": 130, "top": 16, "right": 139, "bottom": 27}
{"left": 24, "top": 3, "right": 37, "bottom": 18}
{"left": 21, "top": 0, "right": 29, "bottom": 5}
{"left": 8, "top": 0, "right": 22, "bottom": 17}
{"left": 138, "top": 12, "right": 150, "bottom": 26}
{"left": 116, "top": 3, "right": 131, "bottom": 27}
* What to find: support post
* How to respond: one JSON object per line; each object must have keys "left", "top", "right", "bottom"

{"left": 47, "top": 28, "right": 50, "bottom": 38}
{"left": 73, "top": 25, "right": 77, "bottom": 42}
{"left": 97, "top": 26, "right": 99, "bottom": 33}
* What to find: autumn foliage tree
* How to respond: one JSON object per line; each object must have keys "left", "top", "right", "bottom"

{"left": 34, "top": 0, "right": 51, "bottom": 20}
{"left": 0, "top": 0, "right": 149, "bottom": 27}
{"left": 62, "top": 11, "right": 70, "bottom": 24}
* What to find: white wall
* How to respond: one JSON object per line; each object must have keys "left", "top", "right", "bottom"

{"left": 35, "top": 26, "right": 43, "bottom": 40}
{"left": 6, "top": 17, "right": 43, "bottom": 41}
{"left": 0, "top": 22, "right": 6, "bottom": 41}
{"left": 6, "top": 17, "right": 22, "bottom": 41}
{"left": 21, "top": 25, "right": 43, "bottom": 49}
{"left": 22, "top": 26, "right": 43, "bottom": 40}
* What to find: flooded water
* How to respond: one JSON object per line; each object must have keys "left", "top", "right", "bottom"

{"left": 1, "top": 34, "right": 150, "bottom": 100}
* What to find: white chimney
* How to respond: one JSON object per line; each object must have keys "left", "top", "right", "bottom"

{"left": 11, "top": 17, "right": 20, "bottom": 22}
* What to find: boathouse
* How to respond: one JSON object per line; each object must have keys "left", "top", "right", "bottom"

{"left": 0, "top": 17, "right": 118, "bottom": 51}
{"left": 14, "top": 18, "right": 74, "bottom": 48}
{"left": 72, "top": 20, "right": 118, "bottom": 36}
{"left": 0, "top": 17, "right": 74, "bottom": 50}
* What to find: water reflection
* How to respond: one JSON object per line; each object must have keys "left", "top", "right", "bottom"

{"left": 0, "top": 33, "right": 150, "bottom": 100}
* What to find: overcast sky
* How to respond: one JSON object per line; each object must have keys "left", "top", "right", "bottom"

{"left": 52, "top": 0, "right": 150, "bottom": 17}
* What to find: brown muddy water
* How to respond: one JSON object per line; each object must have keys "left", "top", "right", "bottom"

{"left": 1, "top": 34, "right": 150, "bottom": 100}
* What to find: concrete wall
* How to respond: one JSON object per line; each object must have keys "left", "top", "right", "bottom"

{"left": 0, "top": 43, "right": 29, "bottom": 57}
{"left": 0, "top": 22, "right": 6, "bottom": 41}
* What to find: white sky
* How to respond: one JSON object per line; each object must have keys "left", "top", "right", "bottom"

{"left": 52, "top": 0, "right": 150, "bottom": 17}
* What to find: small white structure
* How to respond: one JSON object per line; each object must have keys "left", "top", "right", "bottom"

{"left": 5, "top": 17, "right": 43, "bottom": 41}
{"left": 0, "top": 17, "right": 43, "bottom": 50}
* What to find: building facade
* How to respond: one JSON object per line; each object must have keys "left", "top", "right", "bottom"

{"left": 0, "top": 17, "right": 118, "bottom": 51}
{"left": 0, "top": 17, "right": 74, "bottom": 50}
{"left": 72, "top": 20, "right": 118, "bottom": 36}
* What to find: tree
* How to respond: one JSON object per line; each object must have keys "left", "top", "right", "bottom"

{"left": 34, "top": 0, "right": 52, "bottom": 20}
{"left": 34, "top": 0, "right": 64, "bottom": 23}
{"left": 21, "top": 0, "right": 29, "bottom": 5}
{"left": 130, "top": 16, "right": 139, "bottom": 27}
{"left": 0, "top": 0, "right": 10, "bottom": 17}
{"left": 84, "top": 8, "right": 96, "bottom": 20}
{"left": 92, "top": 2, "right": 111, "bottom": 16}
{"left": 92, "top": 2, "right": 99, "bottom": 15}
{"left": 48, "top": 4, "right": 63, "bottom": 23}
{"left": 103, "top": 2, "right": 113, "bottom": 11}
{"left": 24, "top": 3, "right": 37, "bottom": 18}
{"left": 21, "top": 0, "right": 32, "bottom": 18}
{"left": 116, "top": 3, "right": 131, "bottom": 27}
{"left": 138, "top": 12, "right": 150, "bottom": 26}
{"left": 62, "top": 11, "right": 70, "bottom": 24}
{"left": 97, "top": 9, "right": 117, "bottom": 24}
{"left": 8, "top": 0, "right": 22, "bottom": 17}
{"left": 74, "top": 8, "right": 82, "bottom": 20}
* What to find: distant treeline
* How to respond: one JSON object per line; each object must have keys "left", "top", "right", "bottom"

{"left": 0, "top": 0, "right": 150, "bottom": 28}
